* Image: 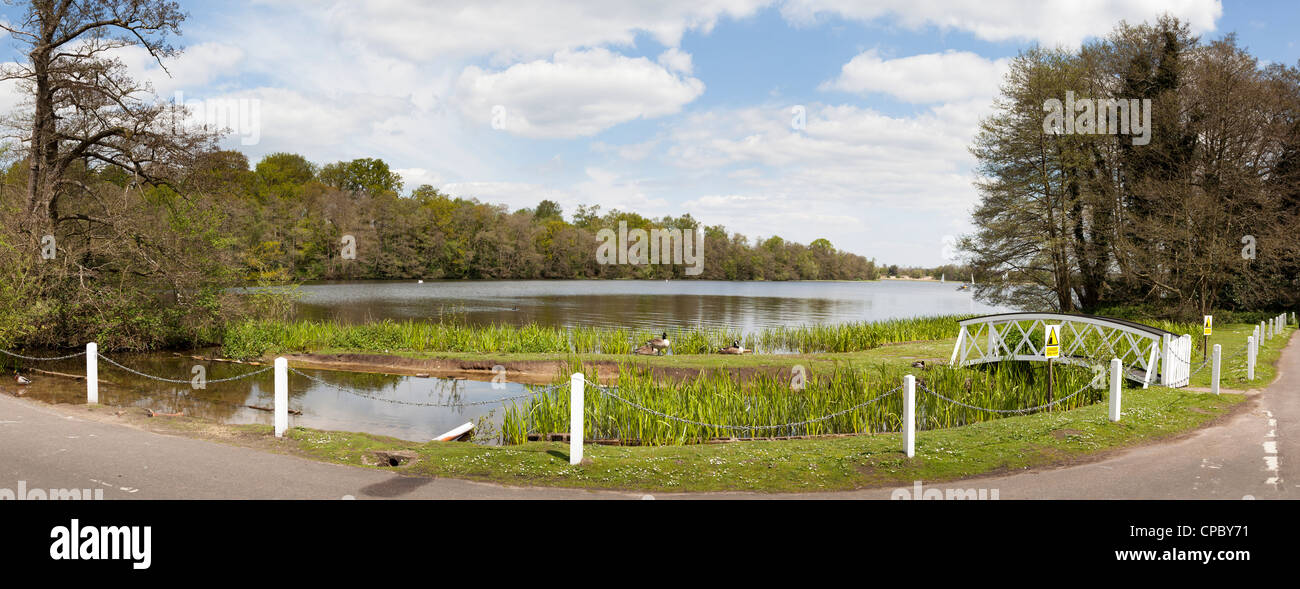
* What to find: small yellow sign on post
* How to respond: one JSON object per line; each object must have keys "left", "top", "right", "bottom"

{"left": 1044, "top": 325, "right": 1061, "bottom": 359}
{"left": 1204, "top": 315, "right": 1213, "bottom": 336}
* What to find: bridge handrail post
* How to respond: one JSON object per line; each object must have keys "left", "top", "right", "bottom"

{"left": 1211, "top": 344, "right": 1221, "bottom": 395}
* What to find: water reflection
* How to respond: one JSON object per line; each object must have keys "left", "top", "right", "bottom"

{"left": 9, "top": 353, "right": 527, "bottom": 443}
{"left": 293, "top": 280, "right": 1009, "bottom": 331}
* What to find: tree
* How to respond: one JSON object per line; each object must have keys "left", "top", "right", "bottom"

{"left": 319, "top": 158, "right": 402, "bottom": 196}
{"left": 534, "top": 199, "right": 563, "bottom": 221}
{"left": 2, "top": 0, "right": 215, "bottom": 236}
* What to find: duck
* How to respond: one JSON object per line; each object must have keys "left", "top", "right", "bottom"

{"left": 15, "top": 372, "right": 32, "bottom": 386}
{"left": 646, "top": 332, "right": 671, "bottom": 354}
{"left": 719, "top": 340, "right": 748, "bottom": 355}
{"left": 633, "top": 344, "right": 658, "bottom": 356}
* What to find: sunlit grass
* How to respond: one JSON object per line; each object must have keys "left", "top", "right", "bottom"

{"left": 221, "top": 314, "right": 977, "bottom": 359}
{"left": 501, "top": 361, "right": 1101, "bottom": 446}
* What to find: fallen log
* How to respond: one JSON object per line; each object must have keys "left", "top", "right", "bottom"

{"left": 245, "top": 404, "right": 302, "bottom": 416}
{"left": 28, "top": 368, "right": 115, "bottom": 385}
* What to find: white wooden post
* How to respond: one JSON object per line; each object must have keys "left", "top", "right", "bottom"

{"left": 1247, "top": 336, "right": 1256, "bottom": 381}
{"left": 1160, "top": 334, "right": 1172, "bottom": 386}
{"left": 1211, "top": 344, "right": 1221, "bottom": 395}
{"left": 86, "top": 342, "right": 98, "bottom": 405}
{"left": 274, "top": 357, "right": 288, "bottom": 437}
{"left": 903, "top": 375, "right": 916, "bottom": 458}
{"left": 570, "top": 373, "right": 584, "bottom": 465}
{"left": 1107, "top": 358, "right": 1121, "bottom": 422}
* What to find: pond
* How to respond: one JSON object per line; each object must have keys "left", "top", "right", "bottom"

{"left": 13, "top": 353, "right": 525, "bottom": 443}
{"left": 292, "top": 279, "right": 1009, "bottom": 331}
{"left": 12, "top": 279, "right": 1013, "bottom": 443}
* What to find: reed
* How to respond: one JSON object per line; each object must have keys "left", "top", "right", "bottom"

{"left": 499, "top": 360, "right": 1102, "bottom": 446}
{"left": 221, "top": 315, "right": 976, "bottom": 359}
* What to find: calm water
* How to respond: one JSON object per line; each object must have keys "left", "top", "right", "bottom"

{"left": 16, "top": 354, "right": 524, "bottom": 443}
{"left": 294, "top": 279, "right": 1009, "bottom": 330}
{"left": 15, "top": 280, "right": 1010, "bottom": 443}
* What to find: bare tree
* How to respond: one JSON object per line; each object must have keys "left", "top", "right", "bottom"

{"left": 1, "top": 0, "right": 215, "bottom": 238}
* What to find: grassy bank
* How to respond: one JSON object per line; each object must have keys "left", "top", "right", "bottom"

{"left": 277, "top": 385, "right": 1242, "bottom": 492}
{"left": 220, "top": 315, "right": 973, "bottom": 359}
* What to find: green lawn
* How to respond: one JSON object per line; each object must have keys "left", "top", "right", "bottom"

{"left": 277, "top": 384, "right": 1243, "bottom": 493}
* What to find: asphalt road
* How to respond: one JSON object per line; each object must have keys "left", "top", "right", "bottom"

{"left": 1, "top": 332, "right": 1294, "bottom": 500}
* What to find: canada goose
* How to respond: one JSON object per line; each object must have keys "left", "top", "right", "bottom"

{"left": 15, "top": 373, "right": 31, "bottom": 386}
{"left": 719, "top": 340, "right": 747, "bottom": 355}
{"left": 911, "top": 360, "right": 926, "bottom": 369}
{"left": 647, "top": 332, "right": 671, "bottom": 353}
{"left": 633, "top": 344, "right": 658, "bottom": 356}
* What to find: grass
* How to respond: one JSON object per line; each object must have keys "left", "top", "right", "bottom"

{"left": 277, "top": 384, "right": 1244, "bottom": 493}
{"left": 501, "top": 361, "right": 1101, "bottom": 445}
{"left": 220, "top": 314, "right": 974, "bottom": 359}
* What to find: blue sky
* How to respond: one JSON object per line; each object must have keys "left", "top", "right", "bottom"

{"left": 3, "top": 0, "right": 1296, "bottom": 265}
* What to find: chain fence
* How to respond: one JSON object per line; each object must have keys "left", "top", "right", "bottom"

{"left": 95, "top": 353, "right": 274, "bottom": 384}
{"left": 580, "top": 375, "right": 902, "bottom": 432}
{"left": 1, "top": 349, "right": 88, "bottom": 362}
{"left": 288, "top": 366, "right": 561, "bottom": 408}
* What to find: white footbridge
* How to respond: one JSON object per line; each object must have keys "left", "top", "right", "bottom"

{"left": 950, "top": 313, "right": 1193, "bottom": 388}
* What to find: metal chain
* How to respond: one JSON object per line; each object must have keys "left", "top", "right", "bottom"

{"left": 1, "top": 349, "right": 88, "bottom": 362}
{"left": 581, "top": 376, "right": 902, "bottom": 431}
{"left": 918, "top": 379, "right": 1095, "bottom": 415}
{"left": 97, "top": 353, "right": 273, "bottom": 384}
{"left": 288, "top": 366, "right": 559, "bottom": 407}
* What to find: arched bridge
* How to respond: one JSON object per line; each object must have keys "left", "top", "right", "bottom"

{"left": 949, "top": 313, "right": 1193, "bottom": 388}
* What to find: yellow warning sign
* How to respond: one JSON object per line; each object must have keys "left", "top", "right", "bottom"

{"left": 1203, "top": 315, "right": 1213, "bottom": 336}
{"left": 1044, "top": 325, "right": 1061, "bottom": 359}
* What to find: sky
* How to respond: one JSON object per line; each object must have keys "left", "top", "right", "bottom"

{"left": 2, "top": 0, "right": 1297, "bottom": 266}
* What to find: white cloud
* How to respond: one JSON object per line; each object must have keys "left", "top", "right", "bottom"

{"left": 455, "top": 48, "right": 705, "bottom": 138}
{"left": 657, "top": 48, "right": 695, "bottom": 75}
{"left": 780, "top": 0, "right": 1222, "bottom": 47}
{"left": 265, "top": 0, "right": 770, "bottom": 62}
{"left": 822, "top": 50, "right": 1011, "bottom": 104}
{"left": 396, "top": 168, "right": 444, "bottom": 189}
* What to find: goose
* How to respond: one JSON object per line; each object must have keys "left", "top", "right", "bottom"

{"left": 911, "top": 360, "right": 926, "bottom": 369}
{"left": 15, "top": 373, "right": 31, "bottom": 386}
{"left": 719, "top": 340, "right": 747, "bottom": 355}
{"left": 646, "top": 332, "right": 671, "bottom": 354}
{"left": 633, "top": 344, "right": 658, "bottom": 356}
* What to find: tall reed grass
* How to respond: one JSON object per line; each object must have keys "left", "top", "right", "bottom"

{"left": 500, "top": 361, "right": 1101, "bottom": 445}
{"left": 221, "top": 315, "right": 976, "bottom": 359}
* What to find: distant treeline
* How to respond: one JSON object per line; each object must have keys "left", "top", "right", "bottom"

{"left": 203, "top": 153, "right": 880, "bottom": 282}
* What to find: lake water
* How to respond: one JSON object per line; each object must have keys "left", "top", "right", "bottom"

{"left": 293, "top": 279, "right": 1009, "bottom": 331}
{"left": 16, "top": 280, "right": 1011, "bottom": 443}
{"left": 17, "top": 354, "right": 528, "bottom": 443}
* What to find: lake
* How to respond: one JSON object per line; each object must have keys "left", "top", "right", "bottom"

{"left": 293, "top": 279, "right": 1010, "bottom": 331}
{"left": 18, "top": 279, "right": 1012, "bottom": 443}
